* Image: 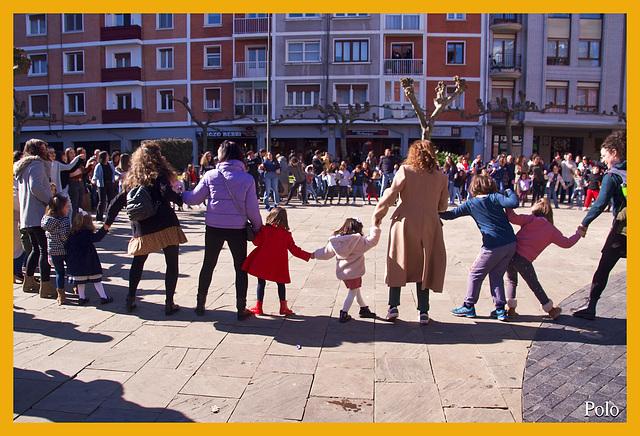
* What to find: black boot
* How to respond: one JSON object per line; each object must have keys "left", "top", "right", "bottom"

{"left": 126, "top": 295, "right": 136, "bottom": 313}
{"left": 194, "top": 292, "right": 207, "bottom": 316}
{"left": 571, "top": 301, "right": 597, "bottom": 320}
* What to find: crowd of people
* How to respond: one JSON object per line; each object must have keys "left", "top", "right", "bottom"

{"left": 13, "top": 131, "right": 626, "bottom": 325}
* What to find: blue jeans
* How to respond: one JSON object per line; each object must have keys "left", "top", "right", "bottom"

{"left": 51, "top": 254, "right": 67, "bottom": 290}
{"left": 263, "top": 172, "right": 280, "bottom": 209}
{"left": 505, "top": 252, "right": 550, "bottom": 306}
{"left": 571, "top": 189, "right": 584, "bottom": 208}
{"left": 381, "top": 173, "right": 394, "bottom": 197}
{"left": 352, "top": 185, "right": 366, "bottom": 202}
{"left": 546, "top": 185, "right": 559, "bottom": 208}
{"left": 465, "top": 242, "right": 516, "bottom": 309}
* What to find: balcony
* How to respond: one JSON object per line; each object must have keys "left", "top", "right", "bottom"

{"left": 101, "top": 67, "right": 141, "bottom": 82}
{"left": 102, "top": 108, "right": 142, "bottom": 124}
{"left": 489, "top": 54, "right": 522, "bottom": 79}
{"left": 490, "top": 14, "right": 522, "bottom": 34}
{"left": 100, "top": 25, "right": 142, "bottom": 41}
{"left": 233, "top": 17, "right": 268, "bottom": 34}
{"left": 234, "top": 61, "right": 267, "bottom": 78}
{"left": 383, "top": 59, "right": 424, "bottom": 75}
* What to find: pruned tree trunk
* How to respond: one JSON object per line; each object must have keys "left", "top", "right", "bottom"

{"left": 401, "top": 76, "right": 467, "bottom": 140}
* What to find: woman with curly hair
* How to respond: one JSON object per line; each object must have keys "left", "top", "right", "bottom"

{"left": 372, "top": 139, "right": 449, "bottom": 324}
{"left": 105, "top": 142, "right": 187, "bottom": 315}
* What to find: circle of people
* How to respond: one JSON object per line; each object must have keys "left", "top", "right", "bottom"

{"left": 13, "top": 132, "right": 626, "bottom": 324}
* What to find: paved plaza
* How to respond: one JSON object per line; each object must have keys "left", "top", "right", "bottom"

{"left": 13, "top": 199, "right": 626, "bottom": 422}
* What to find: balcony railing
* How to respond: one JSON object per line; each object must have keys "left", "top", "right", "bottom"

{"left": 490, "top": 53, "right": 521, "bottom": 70}
{"left": 233, "top": 17, "right": 268, "bottom": 34}
{"left": 100, "top": 25, "right": 142, "bottom": 41}
{"left": 383, "top": 59, "right": 423, "bottom": 75}
{"left": 101, "top": 67, "right": 141, "bottom": 82}
{"left": 102, "top": 108, "right": 142, "bottom": 124}
{"left": 491, "top": 14, "right": 519, "bottom": 25}
{"left": 234, "top": 61, "right": 267, "bottom": 78}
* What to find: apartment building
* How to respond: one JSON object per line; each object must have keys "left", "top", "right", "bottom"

{"left": 14, "top": 13, "right": 625, "bottom": 165}
{"left": 486, "top": 13, "right": 626, "bottom": 161}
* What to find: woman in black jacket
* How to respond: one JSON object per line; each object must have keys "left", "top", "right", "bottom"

{"left": 106, "top": 142, "right": 187, "bottom": 315}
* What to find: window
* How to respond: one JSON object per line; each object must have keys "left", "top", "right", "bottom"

{"left": 446, "top": 42, "right": 465, "bottom": 64}
{"left": 385, "top": 14, "right": 420, "bottom": 30}
{"left": 116, "top": 93, "right": 132, "bottom": 110}
{"left": 66, "top": 93, "right": 85, "bottom": 114}
{"left": 157, "top": 48, "right": 173, "bottom": 70}
{"left": 545, "top": 82, "right": 568, "bottom": 113}
{"left": 29, "top": 94, "right": 49, "bottom": 116}
{"left": 204, "top": 45, "right": 221, "bottom": 68}
{"left": 548, "top": 14, "right": 571, "bottom": 18}
{"left": 491, "top": 81, "right": 515, "bottom": 119}
{"left": 115, "top": 53, "right": 132, "bottom": 68}
{"left": 334, "top": 13, "right": 369, "bottom": 18}
{"left": 493, "top": 14, "right": 517, "bottom": 23}
{"left": 492, "top": 38, "right": 515, "bottom": 68}
{"left": 385, "top": 80, "right": 419, "bottom": 104}
{"left": 29, "top": 54, "right": 47, "bottom": 75}
{"left": 578, "top": 40, "right": 601, "bottom": 66}
{"left": 287, "top": 13, "right": 321, "bottom": 19}
{"left": 286, "top": 84, "right": 320, "bottom": 107}
{"left": 204, "top": 88, "right": 222, "bottom": 111}
{"left": 335, "top": 40, "right": 369, "bottom": 62}
{"left": 158, "top": 14, "right": 173, "bottom": 29}
{"left": 64, "top": 51, "right": 84, "bottom": 73}
{"left": 247, "top": 14, "right": 267, "bottom": 18}
{"left": 114, "top": 14, "right": 132, "bottom": 26}
{"left": 205, "top": 14, "right": 222, "bottom": 26}
{"left": 235, "top": 81, "right": 267, "bottom": 116}
{"left": 547, "top": 40, "right": 570, "bottom": 66}
{"left": 63, "top": 14, "right": 83, "bottom": 32}
{"left": 580, "top": 14, "right": 602, "bottom": 19}
{"left": 446, "top": 14, "right": 466, "bottom": 21}
{"left": 287, "top": 41, "right": 320, "bottom": 63}
{"left": 447, "top": 86, "right": 465, "bottom": 110}
{"left": 576, "top": 83, "right": 600, "bottom": 112}
{"left": 158, "top": 89, "right": 174, "bottom": 112}
{"left": 27, "top": 14, "right": 46, "bottom": 36}
{"left": 335, "top": 84, "right": 368, "bottom": 106}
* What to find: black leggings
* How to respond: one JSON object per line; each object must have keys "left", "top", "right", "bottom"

{"left": 198, "top": 226, "right": 248, "bottom": 312}
{"left": 24, "top": 226, "right": 50, "bottom": 281}
{"left": 129, "top": 244, "right": 179, "bottom": 304}
{"left": 257, "top": 278, "right": 286, "bottom": 301}
{"left": 389, "top": 282, "right": 430, "bottom": 313}
{"left": 588, "top": 227, "right": 626, "bottom": 308}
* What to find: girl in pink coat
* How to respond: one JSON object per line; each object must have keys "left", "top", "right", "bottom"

{"left": 314, "top": 218, "right": 381, "bottom": 322}
{"left": 505, "top": 199, "right": 585, "bottom": 319}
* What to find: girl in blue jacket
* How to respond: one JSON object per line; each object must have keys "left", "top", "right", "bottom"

{"left": 440, "top": 174, "right": 519, "bottom": 321}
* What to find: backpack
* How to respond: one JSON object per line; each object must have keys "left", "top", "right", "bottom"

{"left": 126, "top": 185, "right": 160, "bottom": 221}
{"left": 606, "top": 167, "right": 627, "bottom": 236}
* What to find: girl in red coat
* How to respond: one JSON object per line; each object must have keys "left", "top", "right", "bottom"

{"left": 243, "top": 207, "right": 313, "bottom": 315}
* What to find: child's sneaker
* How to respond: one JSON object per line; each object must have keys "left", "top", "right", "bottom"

{"left": 452, "top": 305, "right": 476, "bottom": 318}
{"left": 490, "top": 309, "right": 508, "bottom": 321}
{"left": 547, "top": 306, "right": 562, "bottom": 320}
{"left": 385, "top": 306, "right": 399, "bottom": 321}
{"left": 100, "top": 296, "right": 113, "bottom": 305}
{"left": 359, "top": 306, "right": 376, "bottom": 318}
{"left": 339, "top": 310, "right": 353, "bottom": 323}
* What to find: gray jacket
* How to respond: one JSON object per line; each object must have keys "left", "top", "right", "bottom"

{"left": 289, "top": 162, "right": 306, "bottom": 183}
{"left": 13, "top": 156, "right": 52, "bottom": 229}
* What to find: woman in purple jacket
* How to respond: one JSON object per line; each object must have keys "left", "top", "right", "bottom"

{"left": 183, "top": 141, "right": 263, "bottom": 319}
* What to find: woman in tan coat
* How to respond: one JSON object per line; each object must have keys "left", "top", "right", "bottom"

{"left": 373, "top": 139, "right": 449, "bottom": 324}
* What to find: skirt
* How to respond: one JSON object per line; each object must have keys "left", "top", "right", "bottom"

{"left": 68, "top": 273, "right": 102, "bottom": 285}
{"left": 128, "top": 226, "right": 188, "bottom": 256}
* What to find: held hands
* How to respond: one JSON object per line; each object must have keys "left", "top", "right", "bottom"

{"left": 577, "top": 225, "right": 587, "bottom": 238}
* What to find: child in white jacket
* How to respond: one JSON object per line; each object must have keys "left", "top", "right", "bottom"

{"left": 314, "top": 218, "right": 381, "bottom": 322}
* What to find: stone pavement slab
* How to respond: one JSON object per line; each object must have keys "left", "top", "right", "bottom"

{"left": 12, "top": 202, "right": 626, "bottom": 422}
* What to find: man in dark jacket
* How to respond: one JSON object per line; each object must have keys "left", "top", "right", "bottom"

{"left": 285, "top": 157, "right": 308, "bottom": 205}
{"left": 379, "top": 148, "right": 397, "bottom": 197}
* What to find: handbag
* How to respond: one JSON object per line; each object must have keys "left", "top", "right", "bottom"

{"left": 220, "top": 171, "right": 255, "bottom": 241}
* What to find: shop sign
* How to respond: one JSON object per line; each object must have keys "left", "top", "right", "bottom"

{"left": 346, "top": 130, "right": 389, "bottom": 136}
{"left": 432, "top": 126, "right": 461, "bottom": 137}
{"left": 197, "top": 130, "right": 257, "bottom": 138}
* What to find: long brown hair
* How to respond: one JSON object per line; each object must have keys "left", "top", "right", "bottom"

{"left": 334, "top": 218, "right": 364, "bottom": 236}
{"left": 468, "top": 174, "right": 498, "bottom": 197}
{"left": 265, "top": 207, "right": 289, "bottom": 230}
{"left": 123, "top": 142, "right": 176, "bottom": 190}
{"left": 403, "top": 139, "right": 438, "bottom": 172}
{"left": 23, "top": 138, "right": 49, "bottom": 160}
{"left": 531, "top": 198, "right": 554, "bottom": 225}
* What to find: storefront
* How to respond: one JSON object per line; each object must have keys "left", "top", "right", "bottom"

{"left": 196, "top": 130, "right": 258, "bottom": 155}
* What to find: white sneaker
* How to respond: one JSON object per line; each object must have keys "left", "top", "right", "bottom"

{"left": 386, "top": 306, "right": 399, "bottom": 321}
{"left": 419, "top": 312, "right": 430, "bottom": 324}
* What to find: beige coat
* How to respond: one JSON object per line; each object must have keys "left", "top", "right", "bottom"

{"left": 373, "top": 165, "right": 449, "bottom": 291}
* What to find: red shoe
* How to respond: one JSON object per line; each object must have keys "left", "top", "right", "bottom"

{"left": 250, "top": 301, "right": 264, "bottom": 315}
{"left": 279, "top": 300, "right": 293, "bottom": 315}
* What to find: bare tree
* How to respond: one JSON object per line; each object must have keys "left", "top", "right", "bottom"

{"left": 401, "top": 75, "right": 467, "bottom": 140}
